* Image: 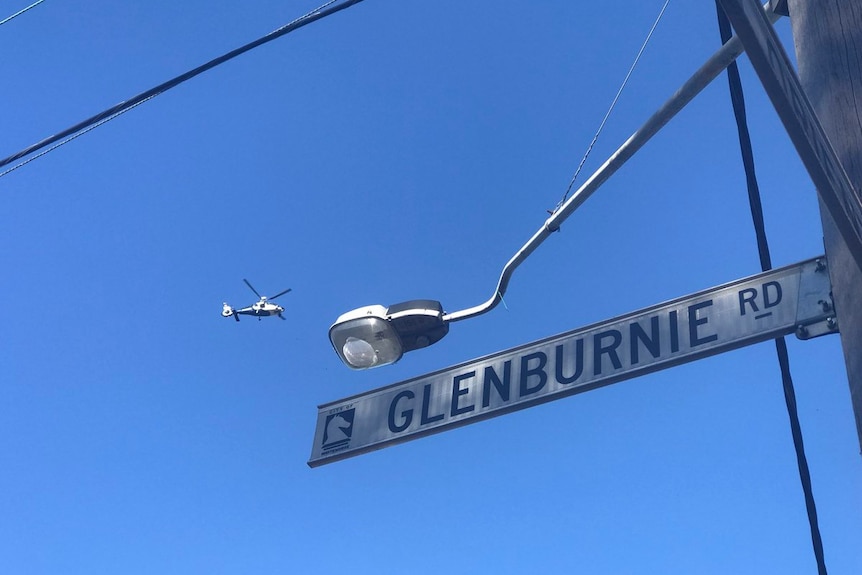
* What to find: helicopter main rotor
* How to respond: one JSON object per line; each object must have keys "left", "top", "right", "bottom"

{"left": 243, "top": 278, "right": 292, "bottom": 302}
{"left": 243, "top": 278, "right": 263, "bottom": 299}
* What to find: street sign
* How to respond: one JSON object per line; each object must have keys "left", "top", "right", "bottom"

{"left": 716, "top": 0, "right": 862, "bottom": 269}
{"left": 309, "top": 257, "right": 834, "bottom": 467}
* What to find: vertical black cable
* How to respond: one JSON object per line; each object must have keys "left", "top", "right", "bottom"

{"left": 715, "top": 4, "right": 827, "bottom": 574}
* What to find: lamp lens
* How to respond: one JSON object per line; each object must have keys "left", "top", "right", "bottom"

{"left": 342, "top": 336, "right": 378, "bottom": 368}
{"left": 329, "top": 313, "right": 403, "bottom": 369}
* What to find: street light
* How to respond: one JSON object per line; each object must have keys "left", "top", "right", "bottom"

{"left": 329, "top": 300, "right": 449, "bottom": 369}
{"left": 329, "top": 5, "right": 783, "bottom": 370}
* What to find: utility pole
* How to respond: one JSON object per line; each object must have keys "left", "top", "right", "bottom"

{"left": 786, "top": 0, "right": 862, "bottom": 451}
{"left": 716, "top": 0, "right": 862, "bottom": 452}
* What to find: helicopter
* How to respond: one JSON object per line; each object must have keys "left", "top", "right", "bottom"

{"left": 222, "top": 279, "right": 292, "bottom": 322}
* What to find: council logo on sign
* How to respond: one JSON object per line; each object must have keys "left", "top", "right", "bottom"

{"left": 322, "top": 408, "right": 355, "bottom": 454}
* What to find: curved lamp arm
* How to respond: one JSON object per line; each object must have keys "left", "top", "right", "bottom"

{"left": 442, "top": 2, "right": 781, "bottom": 324}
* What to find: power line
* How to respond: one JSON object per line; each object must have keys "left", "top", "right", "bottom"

{"left": 2, "top": 96, "right": 159, "bottom": 177}
{"left": 0, "top": 0, "right": 366, "bottom": 178}
{"left": 0, "top": 0, "right": 45, "bottom": 27}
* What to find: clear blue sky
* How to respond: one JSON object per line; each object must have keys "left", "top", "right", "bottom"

{"left": 2, "top": 1, "right": 860, "bottom": 573}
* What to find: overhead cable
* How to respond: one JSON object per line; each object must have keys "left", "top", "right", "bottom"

{"left": 0, "top": 0, "right": 366, "bottom": 178}
{"left": 0, "top": 0, "right": 45, "bottom": 27}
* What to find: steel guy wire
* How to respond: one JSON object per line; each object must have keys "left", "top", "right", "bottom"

{"left": 555, "top": 0, "right": 671, "bottom": 212}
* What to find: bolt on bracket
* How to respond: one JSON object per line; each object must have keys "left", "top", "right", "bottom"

{"left": 794, "top": 257, "right": 838, "bottom": 340}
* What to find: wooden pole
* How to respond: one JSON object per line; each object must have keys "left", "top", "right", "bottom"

{"left": 786, "top": 0, "right": 862, "bottom": 451}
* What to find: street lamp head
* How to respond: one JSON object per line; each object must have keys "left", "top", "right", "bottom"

{"left": 329, "top": 305, "right": 403, "bottom": 369}
{"left": 329, "top": 300, "right": 449, "bottom": 369}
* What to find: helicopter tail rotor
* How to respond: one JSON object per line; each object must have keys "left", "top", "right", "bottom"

{"left": 222, "top": 303, "right": 238, "bottom": 321}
